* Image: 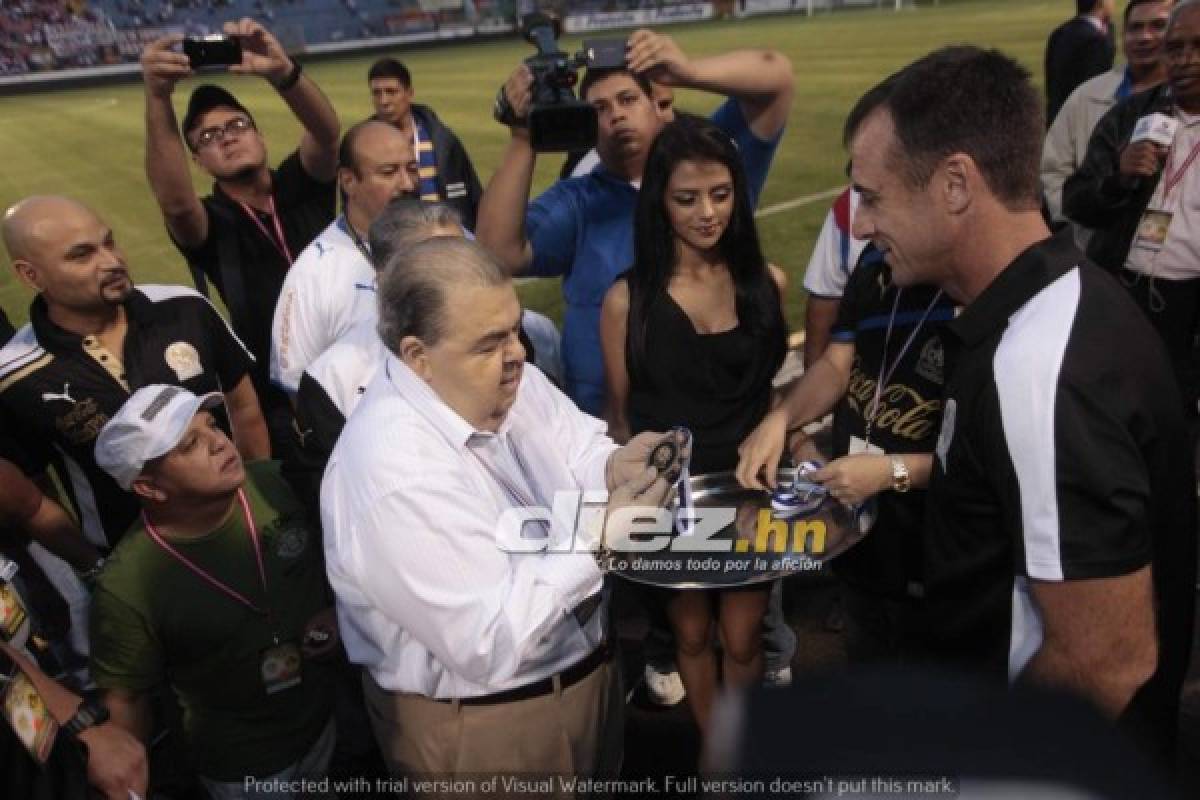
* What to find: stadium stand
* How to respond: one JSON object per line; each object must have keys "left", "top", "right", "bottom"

{"left": 0, "top": 0, "right": 875, "bottom": 77}
{"left": 0, "top": 0, "right": 510, "bottom": 74}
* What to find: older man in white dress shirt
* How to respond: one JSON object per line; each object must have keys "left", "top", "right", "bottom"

{"left": 321, "top": 237, "right": 671, "bottom": 783}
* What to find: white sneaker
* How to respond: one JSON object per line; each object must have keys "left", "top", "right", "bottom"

{"left": 763, "top": 665, "right": 793, "bottom": 688}
{"left": 643, "top": 663, "right": 687, "bottom": 706}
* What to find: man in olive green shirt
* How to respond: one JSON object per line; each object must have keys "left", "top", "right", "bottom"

{"left": 90, "top": 385, "right": 336, "bottom": 797}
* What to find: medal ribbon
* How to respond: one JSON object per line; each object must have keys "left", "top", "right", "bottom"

{"left": 237, "top": 196, "right": 294, "bottom": 265}
{"left": 143, "top": 489, "right": 273, "bottom": 627}
{"left": 866, "top": 288, "right": 944, "bottom": 443}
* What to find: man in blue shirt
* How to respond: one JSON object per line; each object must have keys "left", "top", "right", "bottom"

{"left": 477, "top": 28, "right": 793, "bottom": 417}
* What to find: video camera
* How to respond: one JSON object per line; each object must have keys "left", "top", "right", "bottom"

{"left": 518, "top": 13, "right": 626, "bottom": 152}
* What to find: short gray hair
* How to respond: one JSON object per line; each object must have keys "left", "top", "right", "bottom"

{"left": 377, "top": 237, "right": 508, "bottom": 353}
{"left": 368, "top": 197, "right": 463, "bottom": 270}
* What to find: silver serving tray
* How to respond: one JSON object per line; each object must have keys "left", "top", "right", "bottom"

{"left": 608, "top": 467, "right": 865, "bottom": 589}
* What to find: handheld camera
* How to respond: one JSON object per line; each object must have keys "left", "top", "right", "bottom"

{"left": 519, "top": 13, "right": 625, "bottom": 152}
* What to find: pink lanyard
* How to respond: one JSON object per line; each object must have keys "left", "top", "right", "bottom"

{"left": 143, "top": 489, "right": 276, "bottom": 636}
{"left": 237, "top": 196, "right": 294, "bottom": 265}
{"left": 1163, "top": 135, "right": 1200, "bottom": 201}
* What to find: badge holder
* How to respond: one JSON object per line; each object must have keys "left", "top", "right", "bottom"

{"left": 1133, "top": 209, "right": 1173, "bottom": 254}
{"left": 260, "top": 639, "right": 303, "bottom": 695}
{"left": 0, "top": 557, "right": 30, "bottom": 651}
{"left": 1, "top": 667, "right": 58, "bottom": 765}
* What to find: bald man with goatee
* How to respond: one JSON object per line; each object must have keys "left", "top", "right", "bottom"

{"left": 0, "top": 196, "right": 266, "bottom": 548}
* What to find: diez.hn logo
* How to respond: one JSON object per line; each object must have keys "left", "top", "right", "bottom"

{"left": 494, "top": 491, "right": 828, "bottom": 556}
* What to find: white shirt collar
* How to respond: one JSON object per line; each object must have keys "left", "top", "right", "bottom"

{"left": 384, "top": 353, "right": 516, "bottom": 449}
{"left": 1177, "top": 109, "right": 1200, "bottom": 128}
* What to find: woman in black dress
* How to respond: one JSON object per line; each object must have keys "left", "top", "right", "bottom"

{"left": 600, "top": 114, "right": 788, "bottom": 733}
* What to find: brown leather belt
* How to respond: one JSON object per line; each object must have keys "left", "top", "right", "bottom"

{"left": 439, "top": 645, "right": 610, "bottom": 707}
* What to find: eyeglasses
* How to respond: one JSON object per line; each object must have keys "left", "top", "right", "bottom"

{"left": 192, "top": 116, "right": 254, "bottom": 149}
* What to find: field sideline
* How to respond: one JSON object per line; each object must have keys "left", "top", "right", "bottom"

{"left": 0, "top": 0, "right": 1069, "bottom": 329}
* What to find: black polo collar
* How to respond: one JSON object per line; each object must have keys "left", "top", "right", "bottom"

{"left": 946, "top": 228, "right": 1082, "bottom": 348}
{"left": 29, "top": 288, "right": 158, "bottom": 356}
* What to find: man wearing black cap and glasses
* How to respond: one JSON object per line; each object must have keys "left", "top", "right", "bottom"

{"left": 140, "top": 18, "right": 341, "bottom": 453}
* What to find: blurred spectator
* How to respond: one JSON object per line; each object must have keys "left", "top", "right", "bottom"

{"left": 1063, "top": 0, "right": 1200, "bottom": 418}
{"left": 706, "top": 667, "right": 1175, "bottom": 800}
{"left": 1042, "top": 0, "right": 1172, "bottom": 246}
{"left": 1045, "top": 0, "right": 1117, "bottom": 125}
{"left": 367, "top": 57, "right": 485, "bottom": 230}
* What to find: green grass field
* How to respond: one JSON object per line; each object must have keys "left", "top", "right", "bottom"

{"left": 0, "top": 0, "right": 1071, "bottom": 329}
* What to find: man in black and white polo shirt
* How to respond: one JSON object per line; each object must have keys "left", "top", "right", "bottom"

{"left": 0, "top": 196, "right": 267, "bottom": 550}
{"left": 849, "top": 47, "right": 1196, "bottom": 760}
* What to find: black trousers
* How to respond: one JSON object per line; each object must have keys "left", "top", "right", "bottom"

{"left": 1120, "top": 269, "right": 1200, "bottom": 417}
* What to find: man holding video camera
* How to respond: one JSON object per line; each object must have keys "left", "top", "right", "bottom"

{"left": 477, "top": 28, "right": 793, "bottom": 419}
{"left": 140, "top": 18, "right": 341, "bottom": 454}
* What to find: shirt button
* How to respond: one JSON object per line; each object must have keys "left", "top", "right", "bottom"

{"left": 83, "top": 337, "right": 95, "bottom": 346}
{"left": 99, "top": 354, "right": 107, "bottom": 361}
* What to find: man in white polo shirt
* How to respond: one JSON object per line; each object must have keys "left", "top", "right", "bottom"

{"left": 270, "top": 120, "right": 419, "bottom": 395}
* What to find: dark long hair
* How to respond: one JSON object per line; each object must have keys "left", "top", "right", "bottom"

{"left": 627, "top": 113, "right": 786, "bottom": 380}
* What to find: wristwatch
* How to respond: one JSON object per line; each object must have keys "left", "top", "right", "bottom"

{"left": 75, "top": 556, "right": 105, "bottom": 586}
{"left": 890, "top": 457, "right": 911, "bottom": 493}
{"left": 273, "top": 60, "right": 303, "bottom": 92}
{"left": 63, "top": 695, "right": 110, "bottom": 739}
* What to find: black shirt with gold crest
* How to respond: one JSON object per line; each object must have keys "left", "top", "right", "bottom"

{"left": 0, "top": 285, "right": 253, "bottom": 549}
{"left": 829, "top": 248, "right": 956, "bottom": 598}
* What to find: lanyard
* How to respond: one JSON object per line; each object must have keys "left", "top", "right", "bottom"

{"left": 237, "top": 196, "right": 294, "bottom": 266}
{"left": 468, "top": 434, "right": 543, "bottom": 511}
{"left": 337, "top": 215, "right": 372, "bottom": 264}
{"left": 143, "top": 489, "right": 278, "bottom": 640}
{"left": 1163, "top": 133, "right": 1200, "bottom": 202}
{"left": 865, "top": 288, "right": 944, "bottom": 443}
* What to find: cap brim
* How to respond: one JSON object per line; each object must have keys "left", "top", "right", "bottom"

{"left": 141, "top": 390, "right": 227, "bottom": 465}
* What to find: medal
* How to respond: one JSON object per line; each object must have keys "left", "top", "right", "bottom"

{"left": 771, "top": 460, "right": 826, "bottom": 518}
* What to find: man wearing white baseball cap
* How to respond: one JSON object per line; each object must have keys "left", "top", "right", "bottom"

{"left": 88, "top": 384, "right": 338, "bottom": 799}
